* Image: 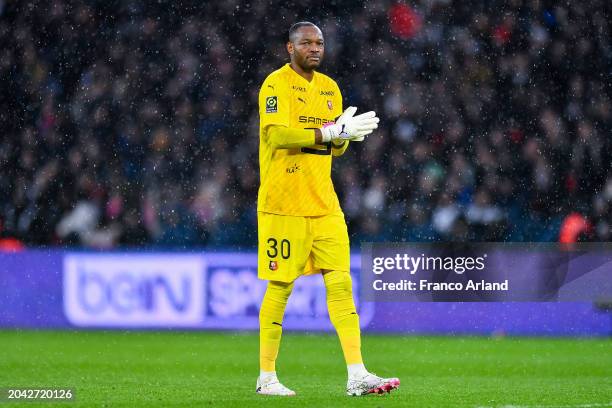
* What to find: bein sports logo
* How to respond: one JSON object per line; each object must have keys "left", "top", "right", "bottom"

{"left": 206, "top": 266, "right": 374, "bottom": 331}
{"left": 63, "top": 254, "right": 205, "bottom": 327}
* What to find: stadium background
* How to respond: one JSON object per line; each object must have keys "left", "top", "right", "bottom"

{"left": 1, "top": 0, "right": 610, "bottom": 248}
{"left": 0, "top": 1, "right": 610, "bottom": 406}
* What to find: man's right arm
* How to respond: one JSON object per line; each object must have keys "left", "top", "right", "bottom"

{"left": 266, "top": 126, "right": 324, "bottom": 149}
{"left": 265, "top": 111, "right": 376, "bottom": 150}
{"left": 259, "top": 77, "right": 377, "bottom": 149}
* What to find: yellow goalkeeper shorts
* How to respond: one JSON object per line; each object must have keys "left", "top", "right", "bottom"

{"left": 257, "top": 211, "right": 350, "bottom": 282}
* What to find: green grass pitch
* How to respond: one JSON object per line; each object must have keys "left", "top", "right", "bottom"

{"left": 0, "top": 330, "right": 610, "bottom": 407}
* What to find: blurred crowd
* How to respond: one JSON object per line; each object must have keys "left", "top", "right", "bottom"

{"left": 0, "top": 0, "right": 610, "bottom": 249}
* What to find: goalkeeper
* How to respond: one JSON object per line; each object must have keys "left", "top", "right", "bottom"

{"left": 255, "top": 21, "right": 399, "bottom": 396}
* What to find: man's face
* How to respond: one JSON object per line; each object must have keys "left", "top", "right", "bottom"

{"left": 288, "top": 26, "right": 324, "bottom": 71}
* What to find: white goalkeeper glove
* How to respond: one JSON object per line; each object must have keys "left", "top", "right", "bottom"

{"left": 321, "top": 106, "right": 379, "bottom": 145}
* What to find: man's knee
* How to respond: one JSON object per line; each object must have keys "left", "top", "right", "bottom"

{"left": 260, "top": 280, "right": 294, "bottom": 321}
{"left": 323, "top": 270, "right": 353, "bottom": 298}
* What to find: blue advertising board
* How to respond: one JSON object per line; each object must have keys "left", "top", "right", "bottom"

{"left": 0, "top": 250, "right": 609, "bottom": 336}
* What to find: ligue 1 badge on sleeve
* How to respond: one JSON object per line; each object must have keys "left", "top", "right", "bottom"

{"left": 266, "top": 96, "right": 278, "bottom": 113}
{"left": 269, "top": 261, "right": 278, "bottom": 271}
{"left": 327, "top": 100, "right": 333, "bottom": 110}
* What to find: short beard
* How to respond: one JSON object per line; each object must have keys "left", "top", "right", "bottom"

{"left": 299, "top": 59, "right": 319, "bottom": 72}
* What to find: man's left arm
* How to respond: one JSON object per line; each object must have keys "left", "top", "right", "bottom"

{"left": 331, "top": 83, "right": 349, "bottom": 157}
{"left": 331, "top": 138, "right": 349, "bottom": 157}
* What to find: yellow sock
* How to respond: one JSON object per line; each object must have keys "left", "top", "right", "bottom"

{"left": 259, "top": 280, "right": 294, "bottom": 372}
{"left": 323, "top": 270, "right": 363, "bottom": 365}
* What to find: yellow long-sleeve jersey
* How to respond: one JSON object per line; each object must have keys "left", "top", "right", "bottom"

{"left": 257, "top": 63, "right": 348, "bottom": 216}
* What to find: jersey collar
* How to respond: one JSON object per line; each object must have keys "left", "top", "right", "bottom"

{"left": 284, "top": 63, "right": 316, "bottom": 86}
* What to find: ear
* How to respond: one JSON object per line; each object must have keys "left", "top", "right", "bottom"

{"left": 286, "top": 41, "right": 294, "bottom": 56}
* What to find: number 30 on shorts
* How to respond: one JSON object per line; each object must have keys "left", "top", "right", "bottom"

{"left": 266, "top": 238, "right": 291, "bottom": 259}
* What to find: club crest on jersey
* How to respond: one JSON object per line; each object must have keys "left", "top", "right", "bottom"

{"left": 327, "top": 100, "right": 333, "bottom": 110}
{"left": 266, "top": 96, "right": 278, "bottom": 113}
{"left": 269, "top": 261, "right": 278, "bottom": 271}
